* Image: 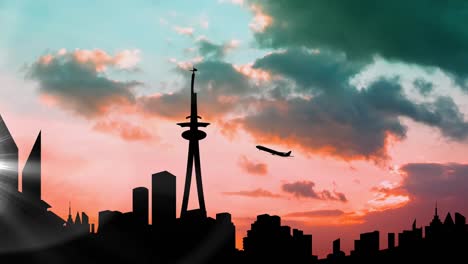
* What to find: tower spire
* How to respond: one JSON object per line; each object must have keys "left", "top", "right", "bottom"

{"left": 177, "top": 66, "right": 210, "bottom": 218}
{"left": 435, "top": 201, "right": 438, "bottom": 217}
{"left": 67, "top": 201, "right": 74, "bottom": 225}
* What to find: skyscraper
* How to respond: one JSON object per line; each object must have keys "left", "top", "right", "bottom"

{"left": 133, "top": 187, "right": 149, "bottom": 226}
{"left": 177, "top": 68, "right": 210, "bottom": 218}
{"left": 0, "top": 114, "right": 18, "bottom": 195}
{"left": 22, "top": 131, "right": 41, "bottom": 200}
{"left": 152, "top": 171, "right": 176, "bottom": 229}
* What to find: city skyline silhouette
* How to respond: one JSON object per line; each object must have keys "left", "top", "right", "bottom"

{"left": 1, "top": 68, "right": 468, "bottom": 263}
{"left": 2, "top": 1, "right": 468, "bottom": 263}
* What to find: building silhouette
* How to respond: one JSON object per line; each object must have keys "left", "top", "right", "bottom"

{"left": 65, "top": 205, "right": 90, "bottom": 235}
{"left": 151, "top": 171, "right": 176, "bottom": 232}
{"left": 351, "top": 230, "right": 379, "bottom": 256}
{"left": 132, "top": 187, "right": 149, "bottom": 227}
{"left": 398, "top": 219, "right": 422, "bottom": 248}
{"left": 387, "top": 233, "right": 395, "bottom": 249}
{"left": 243, "top": 214, "right": 313, "bottom": 263}
{"left": 425, "top": 202, "right": 443, "bottom": 240}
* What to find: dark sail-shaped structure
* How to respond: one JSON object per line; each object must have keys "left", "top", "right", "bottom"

{"left": 0, "top": 114, "right": 18, "bottom": 196}
{"left": 22, "top": 131, "right": 41, "bottom": 200}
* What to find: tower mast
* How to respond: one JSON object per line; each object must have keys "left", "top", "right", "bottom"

{"left": 177, "top": 67, "right": 210, "bottom": 218}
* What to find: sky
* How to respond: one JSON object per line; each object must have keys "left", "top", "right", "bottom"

{"left": 1, "top": 0, "right": 468, "bottom": 258}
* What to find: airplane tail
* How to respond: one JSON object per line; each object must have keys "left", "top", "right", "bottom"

{"left": 286, "top": 151, "right": 292, "bottom": 156}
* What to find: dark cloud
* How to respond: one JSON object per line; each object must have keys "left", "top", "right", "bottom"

{"left": 284, "top": 209, "right": 345, "bottom": 218}
{"left": 413, "top": 79, "right": 433, "bottom": 96}
{"left": 239, "top": 49, "right": 468, "bottom": 161}
{"left": 138, "top": 60, "right": 257, "bottom": 120}
{"left": 400, "top": 163, "right": 468, "bottom": 201}
{"left": 281, "top": 180, "right": 348, "bottom": 202}
{"left": 238, "top": 155, "right": 268, "bottom": 175}
{"left": 26, "top": 52, "right": 141, "bottom": 118}
{"left": 197, "top": 39, "right": 225, "bottom": 60}
{"left": 222, "top": 188, "right": 282, "bottom": 198}
{"left": 249, "top": 0, "right": 468, "bottom": 82}
{"left": 196, "top": 38, "right": 239, "bottom": 60}
{"left": 253, "top": 49, "right": 363, "bottom": 94}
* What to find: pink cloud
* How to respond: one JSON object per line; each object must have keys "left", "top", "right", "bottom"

{"left": 223, "top": 188, "right": 282, "bottom": 198}
{"left": 234, "top": 63, "right": 271, "bottom": 83}
{"left": 173, "top": 26, "right": 194, "bottom": 36}
{"left": 249, "top": 4, "right": 273, "bottom": 32}
{"left": 168, "top": 56, "right": 204, "bottom": 70}
{"left": 72, "top": 48, "right": 141, "bottom": 71}
{"left": 93, "top": 119, "right": 156, "bottom": 142}
{"left": 238, "top": 155, "right": 268, "bottom": 175}
{"left": 218, "top": 0, "right": 244, "bottom": 6}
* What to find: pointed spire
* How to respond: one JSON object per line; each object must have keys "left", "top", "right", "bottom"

{"left": 444, "top": 212, "right": 454, "bottom": 226}
{"left": 435, "top": 201, "right": 438, "bottom": 217}
{"left": 67, "top": 201, "right": 74, "bottom": 225}
{"left": 412, "top": 219, "right": 417, "bottom": 230}
{"left": 75, "top": 212, "right": 82, "bottom": 225}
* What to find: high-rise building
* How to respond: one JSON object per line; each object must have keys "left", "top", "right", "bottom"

{"left": 0, "top": 114, "right": 19, "bottom": 194}
{"left": 425, "top": 203, "right": 443, "bottom": 240}
{"left": 333, "top": 238, "right": 341, "bottom": 255}
{"left": 22, "top": 131, "right": 41, "bottom": 200}
{"left": 352, "top": 230, "right": 379, "bottom": 256}
{"left": 152, "top": 171, "right": 176, "bottom": 230}
{"left": 133, "top": 187, "right": 149, "bottom": 226}
{"left": 388, "top": 233, "right": 395, "bottom": 249}
{"left": 216, "top": 212, "right": 236, "bottom": 254}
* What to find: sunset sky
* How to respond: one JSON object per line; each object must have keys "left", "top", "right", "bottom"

{"left": 1, "top": 0, "right": 468, "bottom": 258}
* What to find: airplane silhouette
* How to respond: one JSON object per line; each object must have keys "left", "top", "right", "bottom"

{"left": 256, "top": 145, "right": 293, "bottom": 157}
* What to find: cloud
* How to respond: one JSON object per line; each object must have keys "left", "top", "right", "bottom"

{"left": 358, "top": 163, "right": 468, "bottom": 226}
{"left": 138, "top": 60, "right": 258, "bottom": 120}
{"left": 367, "top": 181, "right": 410, "bottom": 212}
{"left": 222, "top": 188, "right": 281, "bottom": 198}
{"left": 249, "top": 4, "right": 273, "bottom": 33}
{"left": 218, "top": 0, "right": 244, "bottom": 5}
{"left": 26, "top": 49, "right": 142, "bottom": 118}
{"left": 282, "top": 180, "right": 348, "bottom": 202}
{"left": 413, "top": 79, "right": 433, "bottom": 96}
{"left": 168, "top": 56, "right": 204, "bottom": 70}
{"left": 199, "top": 17, "right": 209, "bottom": 29}
{"left": 284, "top": 209, "right": 345, "bottom": 218}
{"left": 238, "top": 155, "right": 268, "bottom": 175}
{"left": 400, "top": 163, "right": 468, "bottom": 202}
{"left": 237, "top": 49, "right": 468, "bottom": 162}
{"left": 173, "top": 26, "right": 194, "bottom": 36}
{"left": 93, "top": 119, "right": 156, "bottom": 142}
{"left": 248, "top": 0, "right": 468, "bottom": 83}
{"left": 196, "top": 39, "right": 240, "bottom": 60}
